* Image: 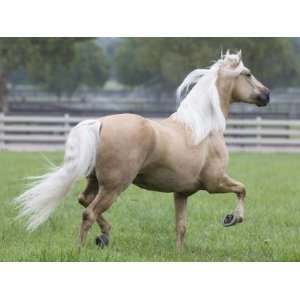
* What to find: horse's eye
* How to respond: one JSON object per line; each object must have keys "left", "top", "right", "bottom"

{"left": 246, "top": 73, "right": 251, "bottom": 78}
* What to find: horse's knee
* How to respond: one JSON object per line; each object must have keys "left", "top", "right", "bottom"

{"left": 180, "top": 225, "right": 186, "bottom": 237}
{"left": 177, "top": 221, "right": 186, "bottom": 236}
{"left": 176, "top": 222, "right": 186, "bottom": 249}
{"left": 237, "top": 184, "right": 246, "bottom": 198}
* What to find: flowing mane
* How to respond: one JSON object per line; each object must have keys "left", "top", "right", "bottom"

{"left": 173, "top": 52, "right": 241, "bottom": 144}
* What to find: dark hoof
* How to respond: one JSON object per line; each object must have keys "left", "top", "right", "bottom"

{"left": 95, "top": 234, "right": 109, "bottom": 248}
{"left": 222, "top": 214, "right": 238, "bottom": 227}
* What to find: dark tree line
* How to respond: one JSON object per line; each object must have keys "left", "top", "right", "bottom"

{"left": 1, "top": 37, "right": 300, "bottom": 112}
{"left": 114, "top": 38, "right": 300, "bottom": 89}
{"left": 0, "top": 38, "right": 109, "bottom": 111}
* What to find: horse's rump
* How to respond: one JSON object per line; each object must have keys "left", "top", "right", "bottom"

{"left": 96, "top": 114, "right": 157, "bottom": 187}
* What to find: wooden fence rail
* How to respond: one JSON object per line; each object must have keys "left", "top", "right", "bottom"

{"left": 1, "top": 114, "right": 300, "bottom": 152}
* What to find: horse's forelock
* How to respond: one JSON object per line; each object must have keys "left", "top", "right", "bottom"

{"left": 220, "top": 51, "right": 242, "bottom": 69}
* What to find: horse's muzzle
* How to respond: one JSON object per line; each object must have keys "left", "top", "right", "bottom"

{"left": 256, "top": 91, "right": 270, "bottom": 107}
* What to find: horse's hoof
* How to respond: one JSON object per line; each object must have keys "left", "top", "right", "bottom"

{"left": 222, "top": 214, "right": 238, "bottom": 227}
{"left": 95, "top": 234, "right": 109, "bottom": 248}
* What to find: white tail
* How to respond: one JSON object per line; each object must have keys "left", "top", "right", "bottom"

{"left": 14, "top": 119, "right": 101, "bottom": 230}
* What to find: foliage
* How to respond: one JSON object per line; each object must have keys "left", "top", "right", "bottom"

{"left": 1, "top": 151, "right": 300, "bottom": 261}
{"left": 0, "top": 38, "right": 91, "bottom": 110}
{"left": 114, "top": 39, "right": 154, "bottom": 86}
{"left": 0, "top": 38, "right": 88, "bottom": 74}
{"left": 35, "top": 41, "right": 110, "bottom": 97}
{"left": 115, "top": 37, "right": 300, "bottom": 88}
{"left": 96, "top": 37, "right": 122, "bottom": 58}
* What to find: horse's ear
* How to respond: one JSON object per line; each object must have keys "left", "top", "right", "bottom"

{"left": 221, "top": 63, "right": 244, "bottom": 77}
{"left": 237, "top": 50, "right": 242, "bottom": 62}
{"left": 226, "top": 49, "right": 230, "bottom": 56}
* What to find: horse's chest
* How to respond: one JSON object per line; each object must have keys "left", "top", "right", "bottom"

{"left": 197, "top": 135, "right": 229, "bottom": 188}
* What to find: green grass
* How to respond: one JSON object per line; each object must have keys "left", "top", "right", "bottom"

{"left": 0, "top": 151, "right": 300, "bottom": 261}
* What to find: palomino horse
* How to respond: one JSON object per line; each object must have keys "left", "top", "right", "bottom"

{"left": 15, "top": 51, "right": 270, "bottom": 249}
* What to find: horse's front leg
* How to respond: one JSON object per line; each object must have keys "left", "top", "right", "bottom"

{"left": 174, "top": 193, "right": 188, "bottom": 250}
{"left": 209, "top": 174, "right": 246, "bottom": 227}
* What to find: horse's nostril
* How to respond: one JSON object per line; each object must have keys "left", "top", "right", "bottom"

{"left": 263, "top": 89, "right": 270, "bottom": 100}
{"left": 265, "top": 91, "right": 270, "bottom": 101}
{"left": 256, "top": 92, "right": 270, "bottom": 107}
{"left": 260, "top": 91, "right": 270, "bottom": 102}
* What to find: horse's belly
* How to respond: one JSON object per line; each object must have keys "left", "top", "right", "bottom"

{"left": 133, "top": 169, "right": 200, "bottom": 193}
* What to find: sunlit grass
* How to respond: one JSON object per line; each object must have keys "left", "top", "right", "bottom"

{"left": 1, "top": 151, "right": 300, "bottom": 261}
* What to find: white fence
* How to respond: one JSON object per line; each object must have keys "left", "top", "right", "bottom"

{"left": 1, "top": 114, "right": 300, "bottom": 152}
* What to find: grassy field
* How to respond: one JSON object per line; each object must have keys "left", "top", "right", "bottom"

{"left": 0, "top": 151, "right": 300, "bottom": 261}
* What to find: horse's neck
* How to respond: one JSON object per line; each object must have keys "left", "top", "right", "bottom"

{"left": 171, "top": 73, "right": 231, "bottom": 144}
{"left": 215, "top": 76, "right": 233, "bottom": 119}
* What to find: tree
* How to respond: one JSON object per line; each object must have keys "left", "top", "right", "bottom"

{"left": 114, "top": 38, "right": 154, "bottom": 86}
{"left": 0, "top": 38, "right": 90, "bottom": 112}
{"left": 114, "top": 38, "right": 300, "bottom": 90}
{"left": 36, "top": 41, "right": 109, "bottom": 98}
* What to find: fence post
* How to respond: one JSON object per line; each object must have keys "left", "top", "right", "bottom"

{"left": 64, "top": 113, "right": 70, "bottom": 141}
{"left": 0, "top": 113, "right": 4, "bottom": 150}
{"left": 256, "top": 116, "right": 262, "bottom": 150}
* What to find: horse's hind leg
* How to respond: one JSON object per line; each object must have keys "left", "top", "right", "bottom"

{"left": 79, "top": 187, "right": 119, "bottom": 247}
{"left": 78, "top": 171, "right": 98, "bottom": 207}
{"left": 95, "top": 215, "right": 111, "bottom": 248}
{"left": 78, "top": 173, "right": 112, "bottom": 247}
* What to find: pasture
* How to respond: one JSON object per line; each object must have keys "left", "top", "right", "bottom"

{"left": 0, "top": 151, "right": 300, "bottom": 261}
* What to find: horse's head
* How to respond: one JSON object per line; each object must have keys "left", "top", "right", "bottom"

{"left": 218, "top": 50, "right": 270, "bottom": 107}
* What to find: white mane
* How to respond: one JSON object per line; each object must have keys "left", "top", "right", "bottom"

{"left": 173, "top": 53, "right": 240, "bottom": 144}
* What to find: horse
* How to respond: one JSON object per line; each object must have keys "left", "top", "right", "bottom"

{"left": 14, "top": 50, "right": 270, "bottom": 250}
